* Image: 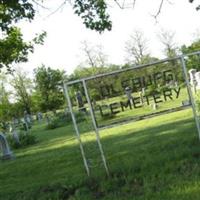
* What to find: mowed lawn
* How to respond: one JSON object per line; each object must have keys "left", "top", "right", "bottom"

{"left": 1, "top": 109, "right": 200, "bottom": 200}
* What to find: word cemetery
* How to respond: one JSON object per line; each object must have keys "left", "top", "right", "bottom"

{"left": 96, "top": 69, "right": 181, "bottom": 118}
{"left": 98, "top": 87, "right": 181, "bottom": 117}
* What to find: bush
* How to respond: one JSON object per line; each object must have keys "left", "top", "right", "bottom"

{"left": 45, "top": 111, "right": 88, "bottom": 130}
{"left": 46, "top": 115, "right": 69, "bottom": 130}
{"left": 46, "top": 118, "right": 60, "bottom": 129}
{"left": 7, "top": 132, "right": 37, "bottom": 149}
{"left": 75, "top": 111, "right": 87, "bottom": 123}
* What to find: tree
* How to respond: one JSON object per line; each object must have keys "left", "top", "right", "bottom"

{"left": 0, "top": 0, "right": 198, "bottom": 72}
{"left": 157, "top": 29, "right": 178, "bottom": 58}
{"left": 34, "top": 65, "right": 65, "bottom": 112}
{"left": 125, "top": 30, "right": 152, "bottom": 65}
{"left": 0, "top": 27, "right": 33, "bottom": 72}
{"left": 0, "top": 0, "right": 198, "bottom": 35}
{"left": 0, "top": 1, "right": 46, "bottom": 72}
{"left": 11, "top": 68, "right": 33, "bottom": 114}
{"left": 0, "top": 73, "right": 11, "bottom": 121}
{"left": 57, "top": 0, "right": 200, "bottom": 32}
{"left": 77, "top": 41, "right": 109, "bottom": 76}
{"left": 181, "top": 39, "right": 200, "bottom": 70}
{"left": 73, "top": 0, "right": 111, "bottom": 32}
{"left": 81, "top": 41, "right": 108, "bottom": 68}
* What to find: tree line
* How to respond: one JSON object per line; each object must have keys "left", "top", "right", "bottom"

{"left": 0, "top": 31, "right": 199, "bottom": 123}
{"left": 0, "top": 0, "right": 200, "bottom": 123}
{"left": 0, "top": 0, "right": 199, "bottom": 73}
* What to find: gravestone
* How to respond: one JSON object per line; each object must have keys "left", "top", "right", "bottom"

{"left": 139, "top": 88, "right": 145, "bottom": 104}
{"left": 23, "top": 121, "right": 29, "bottom": 133}
{"left": 37, "top": 112, "right": 43, "bottom": 122}
{"left": 195, "top": 72, "right": 200, "bottom": 90}
{"left": 189, "top": 69, "right": 197, "bottom": 84}
{"left": 175, "top": 81, "right": 178, "bottom": 88}
{"left": 189, "top": 69, "right": 197, "bottom": 93}
{"left": 76, "top": 91, "right": 86, "bottom": 112}
{"left": 0, "top": 133, "right": 14, "bottom": 160}
{"left": 125, "top": 86, "right": 133, "bottom": 104}
{"left": 76, "top": 91, "right": 84, "bottom": 107}
{"left": 24, "top": 111, "right": 32, "bottom": 128}
{"left": 152, "top": 103, "right": 158, "bottom": 110}
{"left": 9, "top": 126, "right": 20, "bottom": 145}
{"left": 13, "top": 130, "right": 20, "bottom": 145}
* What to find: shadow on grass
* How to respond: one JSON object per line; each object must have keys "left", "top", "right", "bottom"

{"left": 1, "top": 112, "right": 200, "bottom": 200}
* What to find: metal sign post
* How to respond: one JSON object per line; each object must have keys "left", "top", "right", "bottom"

{"left": 180, "top": 55, "right": 200, "bottom": 140}
{"left": 82, "top": 79, "right": 109, "bottom": 176}
{"left": 63, "top": 83, "right": 90, "bottom": 176}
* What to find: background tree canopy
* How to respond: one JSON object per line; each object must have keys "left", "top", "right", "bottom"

{"left": 34, "top": 65, "right": 65, "bottom": 112}
{"left": 0, "top": 0, "right": 198, "bottom": 72}
{"left": 0, "top": 0, "right": 46, "bottom": 72}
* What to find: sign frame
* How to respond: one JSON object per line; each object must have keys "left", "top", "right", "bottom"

{"left": 64, "top": 51, "right": 200, "bottom": 176}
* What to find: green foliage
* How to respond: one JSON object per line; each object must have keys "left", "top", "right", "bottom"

{"left": 46, "top": 117, "right": 61, "bottom": 130}
{"left": 73, "top": 0, "right": 112, "bottom": 33}
{"left": 11, "top": 69, "right": 33, "bottom": 114}
{"left": 0, "top": 82, "right": 10, "bottom": 121}
{"left": 8, "top": 102, "right": 26, "bottom": 119}
{"left": 0, "top": 0, "right": 35, "bottom": 32}
{"left": 0, "top": 1, "right": 46, "bottom": 72}
{"left": 32, "top": 31, "right": 47, "bottom": 45}
{"left": 46, "top": 112, "right": 71, "bottom": 130}
{"left": 7, "top": 132, "right": 37, "bottom": 149}
{"left": 0, "top": 27, "right": 33, "bottom": 72}
{"left": 194, "top": 92, "right": 200, "bottom": 115}
{"left": 75, "top": 110, "right": 88, "bottom": 122}
{"left": 181, "top": 40, "right": 200, "bottom": 70}
{"left": 34, "top": 65, "right": 65, "bottom": 112}
{"left": 46, "top": 111, "right": 87, "bottom": 130}
{"left": 68, "top": 64, "right": 121, "bottom": 103}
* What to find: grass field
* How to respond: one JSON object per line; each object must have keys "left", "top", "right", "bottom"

{"left": 1, "top": 108, "right": 200, "bottom": 200}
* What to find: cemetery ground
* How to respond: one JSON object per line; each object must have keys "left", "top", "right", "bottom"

{"left": 1, "top": 108, "right": 200, "bottom": 200}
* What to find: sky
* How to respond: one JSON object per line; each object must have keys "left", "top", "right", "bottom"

{"left": 17, "top": 0, "right": 200, "bottom": 75}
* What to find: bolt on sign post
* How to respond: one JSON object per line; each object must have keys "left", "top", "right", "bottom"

{"left": 64, "top": 51, "right": 200, "bottom": 176}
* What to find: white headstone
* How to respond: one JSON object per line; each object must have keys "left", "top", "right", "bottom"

{"left": 152, "top": 103, "right": 158, "bottom": 110}
{"left": 0, "top": 133, "right": 14, "bottom": 160}
{"left": 125, "top": 87, "right": 133, "bottom": 105}
{"left": 189, "top": 69, "right": 197, "bottom": 84}
{"left": 189, "top": 69, "right": 197, "bottom": 93}
{"left": 12, "top": 130, "right": 20, "bottom": 145}
{"left": 195, "top": 72, "right": 200, "bottom": 90}
{"left": 125, "top": 87, "right": 133, "bottom": 100}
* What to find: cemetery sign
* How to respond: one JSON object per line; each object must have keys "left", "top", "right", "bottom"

{"left": 64, "top": 52, "right": 200, "bottom": 176}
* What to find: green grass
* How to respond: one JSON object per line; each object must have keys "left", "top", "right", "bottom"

{"left": 1, "top": 108, "right": 200, "bottom": 200}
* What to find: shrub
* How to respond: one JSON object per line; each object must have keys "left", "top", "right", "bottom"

{"left": 46, "top": 115, "right": 69, "bottom": 130}
{"left": 7, "top": 132, "right": 37, "bottom": 149}
{"left": 45, "top": 110, "right": 89, "bottom": 130}
{"left": 75, "top": 111, "right": 87, "bottom": 123}
{"left": 193, "top": 91, "right": 200, "bottom": 115}
{"left": 46, "top": 118, "right": 60, "bottom": 129}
